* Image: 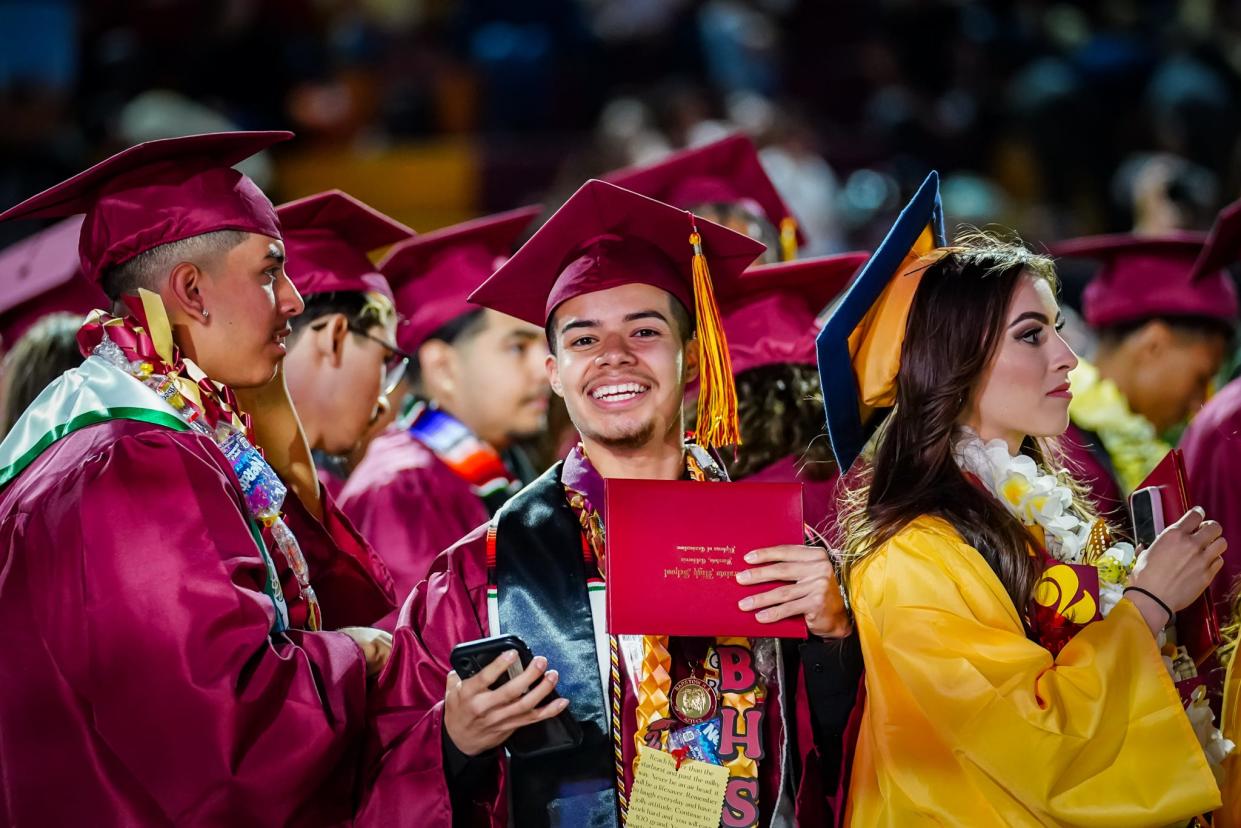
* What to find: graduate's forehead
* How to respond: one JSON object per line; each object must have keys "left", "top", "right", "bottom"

{"left": 1007, "top": 272, "right": 1059, "bottom": 320}
{"left": 553, "top": 282, "right": 680, "bottom": 332}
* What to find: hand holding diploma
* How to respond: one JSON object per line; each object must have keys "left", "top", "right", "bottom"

{"left": 736, "top": 545, "right": 852, "bottom": 638}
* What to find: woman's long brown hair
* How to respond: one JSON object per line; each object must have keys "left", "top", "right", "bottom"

{"left": 838, "top": 233, "right": 1072, "bottom": 630}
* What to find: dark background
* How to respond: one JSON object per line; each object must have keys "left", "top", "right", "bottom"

{"left": 4, "top": 0, "right": 1240, "bottom": 261}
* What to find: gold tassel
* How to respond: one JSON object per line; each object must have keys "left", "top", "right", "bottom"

{"left": 689, "top": 221, "right": 741, "bottom": 450}
{"left": 779, "top": 216, "right": 798, "bottom": 262}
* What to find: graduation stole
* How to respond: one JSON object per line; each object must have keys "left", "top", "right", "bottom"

{"left": 404, "top": 400, "right": 520, "bottom": 515}
{"left": 558, "top": 442, "right": 767, "bottom": 827}
{"left": 76, "top": 291, "right": 320, "bottom": 631}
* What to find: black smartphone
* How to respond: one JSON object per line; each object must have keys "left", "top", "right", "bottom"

{"left": 1130, "top": 486, "right": 1165, "bottom": 548}
{"left": 449, "top": 633, "right": 582, "bottom": 758}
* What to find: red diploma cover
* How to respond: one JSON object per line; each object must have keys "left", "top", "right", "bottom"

{"left": 1135, "top": 449, "right": 1221, "bottom": 666}
{"left": 604, "top": 478, "right": 809, "bottom": 638}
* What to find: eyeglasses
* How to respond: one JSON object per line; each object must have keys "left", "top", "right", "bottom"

{"left": 310, "top": 319, "right": 412, "bottom": 398}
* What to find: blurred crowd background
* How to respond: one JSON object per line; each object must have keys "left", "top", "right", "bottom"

{"left": 4, "top": 0, "right": 1241, "bottom": 269}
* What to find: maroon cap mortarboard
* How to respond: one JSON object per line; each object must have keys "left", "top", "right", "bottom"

{"left": 0, "top": 216, "right": 109, "bottom": 346}
{"left": 0, "top": 131, "right": 292, "bottom": 286}
{"left": 1050, "top": 232, "right": 1238, "bottom": 328}
{"left": 469, "top": 178, "right": 766, "bottom": 449}
{"left": 276, "top": 189, "right": 414, "bottom": 301}
{"left": 723, "top": 252, "right": 869, "bottom": 376}
{"left": 1192, "top": 195, "right": 1241, "bottom": 281}
{"left": 604, "top": 133, "right": 804, "bottom": 259}
{"left": 379, "top": 205, "right": 540, "bottom": 352}
{"left": 471, "top": 180, "right": 765, "bottom": 327}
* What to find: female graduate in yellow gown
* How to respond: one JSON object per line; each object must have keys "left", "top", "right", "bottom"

{"left": 816, "top": 172, "right": 1226, "bottom": 825}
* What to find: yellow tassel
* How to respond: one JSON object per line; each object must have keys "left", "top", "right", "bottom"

{"left": 779, "top": 216, "right": 798, "bottom": 262}
{"left": 689, "top": 225, "right": 742, "bottom": 450}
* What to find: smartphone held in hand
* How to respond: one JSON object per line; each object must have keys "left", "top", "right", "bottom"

{"left": 450, "top": 634, "right": 583, "bottom": 758}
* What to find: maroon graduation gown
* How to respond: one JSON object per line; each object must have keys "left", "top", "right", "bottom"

{"left": 1061, "top": 422, "right": 1126, "bottom": 521}
{"left": 1180, "top": 377, "right": 1241, "bottom": 614}
{"left": 339, "top": 427, "right": 490, "bottom": 629}
{"left": 0, "top": 419, "right": 387, "bottom": 826}
{"left": 740, "top": 454, "right": 842, "bottom": 534}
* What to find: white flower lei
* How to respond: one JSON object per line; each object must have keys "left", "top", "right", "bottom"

{"left": 952, "top": 428, "right": 1135, "bottom": 615}
{"left": 952, "top": 427, "right": 1234, "bottom": 777}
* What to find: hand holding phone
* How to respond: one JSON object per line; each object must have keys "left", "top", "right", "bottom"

{"left": 445, "top": 634, "right": 581, "bottom": 759}
{"left": 1129, "top": 450, "right": 1226, "bottom": 663}
{"left": 1129, "top": 507, "right": 1226, "bottom": 624}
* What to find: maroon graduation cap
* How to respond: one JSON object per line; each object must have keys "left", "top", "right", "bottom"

{"left": 379, "top": 205, "right": 540, "bottom": 352}
{"left": 276, "top": 189, "right": 415, "bottom": 301}
{"left": 0, "top": 216, "right": 109, "bottom": 347}
{"left": 604, "top": 133, "right": 804, "bottom": 258}
{"left": 1192, "top": 195, "right": 1241, "bottom": 282}
{"left": 0, "top": 131, "right": 292, "bottom": 286}
{"left": 723, "top": 252, "right": 869, "bottom": 376}
{"left": 1051, "top": 232, "right": 1237, "bottom": 328}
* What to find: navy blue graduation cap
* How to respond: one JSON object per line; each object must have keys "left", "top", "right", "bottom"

{"left": 815, "top": 171, "right": 946, "bottom": 471}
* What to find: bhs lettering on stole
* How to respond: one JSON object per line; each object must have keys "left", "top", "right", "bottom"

{"left": 713, "top": 644, "right": 765, "bottom": 828}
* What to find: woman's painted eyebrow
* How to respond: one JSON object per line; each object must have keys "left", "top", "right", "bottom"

{"left": 1007, "top": 311, "right": 1049, "bottom": 328}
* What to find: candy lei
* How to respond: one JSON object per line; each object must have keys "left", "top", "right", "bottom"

{"left": 86, "top": 301, "right": 321, "bottom": 632}
{"left": 953, "top": 428, "right": 1234, "bottom": 776}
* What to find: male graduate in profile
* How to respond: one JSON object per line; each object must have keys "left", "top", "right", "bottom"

{"left": 0, "top": 132, "right": 394, "bottom": 826}
{"left": 358, "top": 179, "right": 852, "bottom": 828}
{"left": 1050, "top": 230, "right": 1236, "bottom": 518}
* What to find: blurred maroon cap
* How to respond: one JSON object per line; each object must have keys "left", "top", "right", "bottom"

{"left": 723, "top": 252, "right": 869, "bottom": 375}
{"left": 0, "top": 216, "right": 108, "bottom": 347}
{"left": 380, "top": 205, "right": 540, "bottom": 352}
{"left": 1050, "top": 232, "right": 1237, "bottom": 327}
{"left": 605, "top": 133, "right": 803, "bottom": 249}
{"left": 276, "top": 189, "right": 414, "bottom": 301}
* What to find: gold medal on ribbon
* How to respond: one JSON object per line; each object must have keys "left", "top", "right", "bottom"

{"left": 670, "top": 676, "right": 718, "bottom": 724}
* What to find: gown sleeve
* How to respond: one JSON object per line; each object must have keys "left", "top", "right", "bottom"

{"left": 356, "top": 524, "right": 506, "bottom": 828}
{"left": 848, "top": 518, "right": 1221, "bottom": 826}
{"left": 28, "top": 428, "right": 369, "bottom": 826}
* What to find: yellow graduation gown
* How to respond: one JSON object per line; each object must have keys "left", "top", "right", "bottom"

{"left": 1220, "top": 654, "right": 1241, "bottom": 826}
{"left": 846, "top": 516, "right": 1220, "bottom": 826}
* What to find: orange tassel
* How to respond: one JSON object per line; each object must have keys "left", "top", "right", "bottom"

{"left": 689, "top": 221, "right": 742, "bottom": 450}
{"left": 779, "top": 216, "right": 798, "bottom": 262}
